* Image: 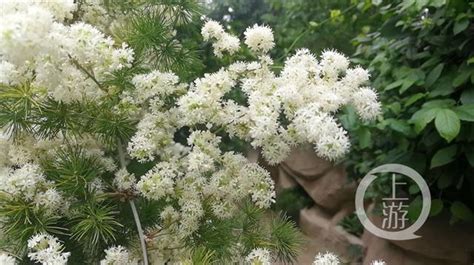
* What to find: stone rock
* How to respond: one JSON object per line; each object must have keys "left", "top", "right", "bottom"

{"left": 295, "top": 166, "right": 356, "bottom": 211}
{"left": 274, "top": 167, "right": 298, "bottom": 193}
{"left": 362, "top": 231, "right": 467, "bottom": 265}
{"left": 364, "top": 209, "right": 474, "bottom": 264}
{"left": 300, "top": 207, "right": 364, "bottom": 263}
{"left": 281, "top": 147, "right": 333, "bottom": 179}
{"left": 331, "top": 201, "right": 355, "bottom": 226}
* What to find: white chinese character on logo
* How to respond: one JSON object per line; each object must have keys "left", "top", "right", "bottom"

{"left": 381, "top": 173, "right": 409, "bottom": 230}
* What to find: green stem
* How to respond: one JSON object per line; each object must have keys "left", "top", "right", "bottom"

{"left": 117, "top": 139, "right": 149, "bottom": 265}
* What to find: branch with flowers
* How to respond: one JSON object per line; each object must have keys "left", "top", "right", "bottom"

{"left": 0, "top": 1, "right": 380, "bottom": 264}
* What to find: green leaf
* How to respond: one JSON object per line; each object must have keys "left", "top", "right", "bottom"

{"left": 407, "top": 196, "right": 422, "bottom": 221}
{"left": 453, "top": 18, "right": 469, "bottom": 35}
{"left": 388, "top": 119, "right": 413, "bottom": 136}
{"left": 430, "top": 145, "right": 457, "bottom": 168}
{"left": 425, "top": 63, "right": 444, "bottom": 87}
{"left": 460, "top": 89, "right": 474, "bottom": 104}
{"left": 430, "top": 199, "right": 443, "bottom": 217}
{"left": 410, "top": 108, "right": 439, "bottom": 133}
{"left": 429, "top": 75, "right": 454, "bottom": 97}
{"left": 450, "top": 201, "right": 474, "bottom": 221}
{"left": 357, "top": 127, "right": 372, "bottom": 149}
{"left": 409, "top": 184, "right": 420, "bottom": 194}
{"left": 405, "top": 93, "right": 426, "bottom": 107}
{"left": 434, "top": 109, "right": 460, "bottom": 142}
{"left": 429, "top": 0, "right": 446, "bottom": 7}
{"left": 422, "top": 99, "right": 456, "bottom": 109}
{"left": 437, "top": 174, "right": 453, "bottom": 189}
{"left": 452, "top": 69, "right": 471, "bottom": 87}
{"left": 400, "top": 76, "right": 418, "bottom": 94}
{"left": 454, "top": 104, "right": 474, "bottom": 122}
{"left": 385, "top": 80, "right": 403, "bottom": 91}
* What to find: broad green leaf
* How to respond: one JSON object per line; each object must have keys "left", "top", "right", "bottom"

{"left": 425, "top": 63, "right": 444, "bottom": 87}
{"left": 357, "top": 127, "right": 372, "bottom": 149}
{"left": 437, "top": 174, "right": 453, "bottom": 189}
{"left": 405, "top": 93, "right": 426, "bottom": 107}
{"left": 385, "top": 80, "right": 403, "bottom": 91}
{"left": 410, "top": 108, "right": 439, "bottom": 133}
{"left": 460, "top": 89, "right": 474, "bottom": 104}
{"left": 429, "top": 0, "right": 446, "bottom": 7}
{"left": 454, "top": 104, "right": 474, "bottom": 121}
{"left": 409, "top": 184, "right": 420, "bottom": 194}
{"left": 453, "top": 18, "right": 469, "bottom": 35}
{"left": 452, "top": 69, "right": 471, "bottom": 87}
{"left": 430, "top": 199, "right": 443, "bottom": 216}
{"left": 434, "top": 109, "right": 460, "bottom": 142}
{"left": 407, "top": 196, "right": 422, "bottom": 221}
{"left": 468, "top": 57, "right": 474, "bottom": 65}
{"left": 388, "top": 119, "right": 413, "bottom": 136}
{"left": 400, "top": 78, "right": 417, "bottom": 93}
{"left": 429, "top": 75, "right": 455, "bottom": 98}
{"left": 450, "top": 201, "right": 474, "bottom": 221}
{"left": 422, "top": 99, "right": 456, "bottom": 109}
{"left": 430, "top": 145, "right": 457, "bottom": 168}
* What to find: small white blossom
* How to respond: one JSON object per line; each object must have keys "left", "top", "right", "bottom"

{"left": 313, "top": 251, "right": 340, "bottom": 265}
{"left": 371, "top": 260, "right": 386, "bottom": 265}
{"left": 244, "top": 24, "right": 275, "bottom": 54}
{"left": 28, "top": 234, "right": 70, "bottom": 265}
{"left": 0, "top": 253, "right": 16, "bottom": 265}
{"left": 245, "top": 248, "right": 271, "bottom": 265}
{"left": 100, "top": 246, "right": 138, "bottom": 265}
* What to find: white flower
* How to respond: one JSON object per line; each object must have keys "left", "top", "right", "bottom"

{"left": 371, "top": 260, "right": 386, "bottom": 265}
{"left": 245, "top": 248, "right": 271, "bottom": 265}
{"left": 352, "top": 87, "right": 381, "bottom": 121}
{"left": 113, "top": 168, "right": 136, "bottom": 192}
{"left": 244, "top": 24, "right": 275, "bottom": 54}
{"left": 320, "top": 49, "right": 349, "bottom": 78}
{"left": 201, "top": 20, "right": 240, "bottom": 57}
{"left": 201, "top": 20, "right": 225, "bottom": 41}
{"left": 100, "top": 246, "right": 138, "bottom": 265}
{"left": 34, "top": 188, "right": 65, "bottom": 215}
{"left": 28, "top": 233, "right": 70, "bottom": 265}
{"left": 137, "top": 162, "right": 178, "bottom": 200}
{"left": 313, "top": 251, "right": 340, "bottom": 265}
{"left": 0, "top": 253, "right": 16, "bottom": 265}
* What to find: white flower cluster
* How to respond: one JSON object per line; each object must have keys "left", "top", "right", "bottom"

{"left": 313, "top": 251, "right": 340, "bottom": 265}
{"left": 124, "top": 22, "right": 380, "bottom": 261}
{"left": 244, "top": 24, "right": 275, "bottom": 54}
{"left": 245, "top": 248, "right": 272, "bottom": 265}
{"left": 313, "top": 252, "right": 387, "bottom": 265}
{"left": 0, "top": 162, "right": 67, "bottom": 216}
{"left": 201, "top": 20, "right": 240, "bottom": 57}
{"left": 180, "top": 24, "right": 380, "bottom": 163}
{"left": 100, "top": 246, "right": 138, "bottom": 265}
{"left": 0, "top": 253, "right": 16, "bottom": 265}
{"left": 0, "top": 1, "right": 134, "bottom": 103}
{"left": 135, "top": 131, "right": 275, "bottom": 239}
{"left": 28, "top": 233, "right": 70, "bottom": 265}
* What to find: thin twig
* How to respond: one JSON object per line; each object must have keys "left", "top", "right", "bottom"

{"left": 117, "top": 139, "right": 149, "bottom": 265}
{"left": 68, "top": 54, "right": 107, "bottom": 92}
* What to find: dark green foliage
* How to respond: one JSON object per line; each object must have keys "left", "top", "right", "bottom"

{"left": 343, "top": 0, "right": 474, "bottom": 223}
{"left": 41, "top": 147, "right": 104, "bottom": 197}
{"left": 70, "top": 201, "right": 123, "bottom": 257}
{"left": 338, "top": 212, "right": 363, "bottom": 237}
{"left": 272, "top": 186, "right": 313, "bottom": 222}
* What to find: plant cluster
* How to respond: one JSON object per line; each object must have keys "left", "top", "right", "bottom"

{"left": 343, "top": 0, "right": 474, "bottom": 223}
{"left": 0, "top": 0, "right": 380, "bottom": 264}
